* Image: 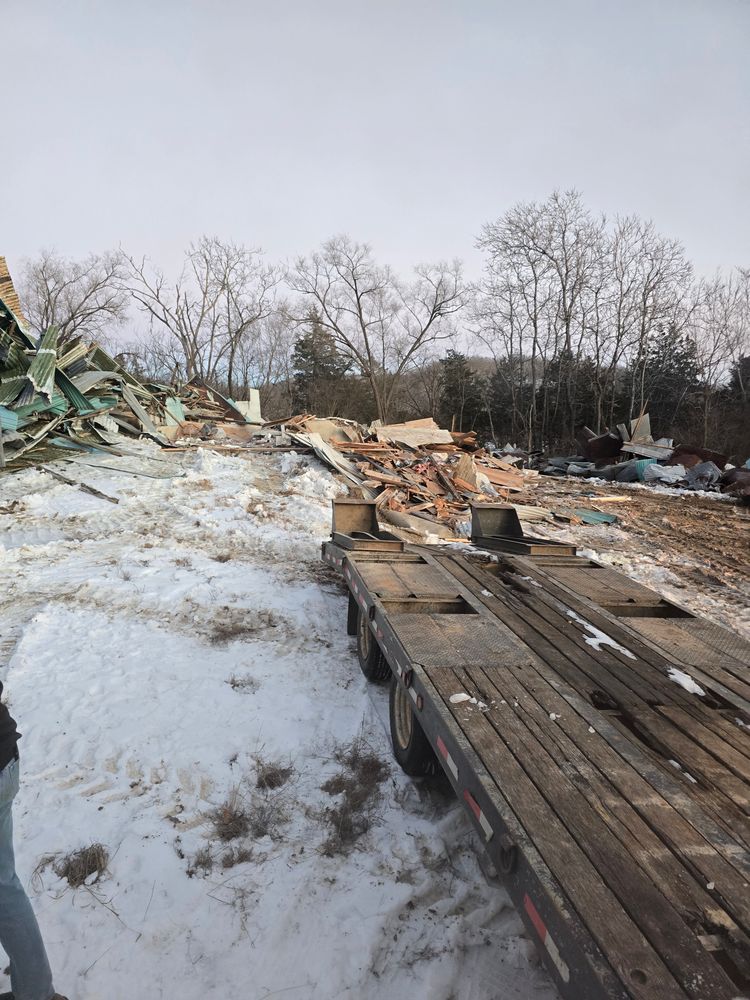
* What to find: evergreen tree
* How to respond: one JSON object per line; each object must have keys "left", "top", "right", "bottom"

{"left": 639, "top": 324, "right": 701, "bottom": 431}
{"left": 532, "top": 349, "right": 599, "bottom": 449}
{"left": 292, "top": 311, "right": 351, "bottom": 414}
{"left": 488, "top": 359, "right": 527, "bottom": 446}
{"left": 437, "top": 351, "right": 487, "bottom": 433}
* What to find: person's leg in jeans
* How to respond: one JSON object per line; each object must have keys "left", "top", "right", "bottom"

{"left": 0, "top": 757, "right": 55, "bottom": 1000}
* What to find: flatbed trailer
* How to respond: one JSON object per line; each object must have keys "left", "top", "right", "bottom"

{"left": 322, "top": 500, "right": 750, "bottom": 1000}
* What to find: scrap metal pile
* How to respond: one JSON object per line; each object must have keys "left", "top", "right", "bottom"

{"left": 542, "top": 413, "right": 750, "bottom": 500}
{"left": 0, "top": 260, "right": 257, "bottom": 470}
{"left": 277, "top": 414, "right": 539, "bottom": 539}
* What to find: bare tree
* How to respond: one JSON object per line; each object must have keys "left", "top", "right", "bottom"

{"left": 621, "top": 222, "right": 693, "bottom": 419}
{"left": 690, "top": 269, "right": 750, "bottom": 444}
{"left": 401, "top": 355, "right": 444, "bottom": 420}
{"left": 19, "top": 249, "right": 128, "bottom": 345}
{"left": 123, "top": 238, "right": 280, "bottom": 391}
{"left": 234, "top": 307, "right": 296, "bottom": 410}
{"left": 474, "top": 191, "right": 700, "bottom": 449}
{"left": 288, "top": 236, "right": 466, "bottom": 423}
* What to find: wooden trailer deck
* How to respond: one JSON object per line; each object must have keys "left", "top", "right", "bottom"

{"left": 322, "top": 504, "right": 750, "bottom": 1000}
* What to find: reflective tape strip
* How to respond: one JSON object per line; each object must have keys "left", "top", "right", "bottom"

{"left": 353, "top": 582, "right": 358, "bottom": 594}
{"left": 409, "top": 686, "right": 418, "bottom": 704}
{"left": 344, "top": 568, "right": 351, "bottom": 580}
{"left": 436, "top": 736, "right": 459, "bottom": 780}
{"left": 524, "top": 894, "right": 570, "bottom": 984}
{"left": 463, "top": 790, "right": 494, "bottom": 841}
{"left": 359, "top": 594, "right": 367, "bottom": 608}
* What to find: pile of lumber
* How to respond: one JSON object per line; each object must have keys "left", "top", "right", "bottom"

{"left": 285, "top": 415, "right": 538, "bottom": 537}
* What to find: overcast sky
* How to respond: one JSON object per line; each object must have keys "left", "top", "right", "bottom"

{"left": 4, "top": 0, "right": 749, "bottom": 283}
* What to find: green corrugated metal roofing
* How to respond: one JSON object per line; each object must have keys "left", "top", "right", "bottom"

{"left": 164, "top": 396, "right": 186, "bottom": 425}
{"left": 0, "top": 369, "right": 29, "bottom": 406}
{"left": 27, "top": 326, "right": 58, "bottom": 400}
{"left": 0, "top": 405, "right": 18, "bottom": 431}
{"left": 14, "top": 391, "right": 68, "bottom": 419}
{"left": 55, "top": 368, "right": 93, "bottom": 412}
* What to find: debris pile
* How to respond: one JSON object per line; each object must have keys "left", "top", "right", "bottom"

{"left": 0, "top": 261, "right": 261, "bottom": 470}
{"left": 542, "top": 412, "right": 748, "bottom": 499}
{"left": 279, "top": 415, "right": 539, "bottom": 538}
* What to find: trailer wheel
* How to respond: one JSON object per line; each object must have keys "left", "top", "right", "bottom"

{"left": 356, "top": 608, "right": 390, "bottom": 682}
{"left": 389, "top": 676, "right": 437, "bottom": 776}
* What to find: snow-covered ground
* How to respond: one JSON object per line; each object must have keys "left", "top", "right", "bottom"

{"left": 0, "top": 442, "right": 555, "bottom": 1000}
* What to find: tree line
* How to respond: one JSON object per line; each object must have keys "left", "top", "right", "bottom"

{"left": 16, "top": 191, "right": 750, "bottom": 457}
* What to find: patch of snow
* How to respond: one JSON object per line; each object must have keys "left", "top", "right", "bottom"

{"left": 667, "top": 667, "right": 706, "bottom": 697}
{"left": 565, "top": 609, "right": 637, "bottom": 659}
{"left": 0, "top": 441, "right": 554, "bottom": 1000}
{"left": 449, "top": 693, "right": 488, "bottom": 711}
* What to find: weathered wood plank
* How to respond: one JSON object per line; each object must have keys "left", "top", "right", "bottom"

{"left": 442, "top": 556, "right": 750, "bottom": 832}
{"left": 509, "top": 554, "right": 750, "bottom": 716}
{"left": 423, "top": 666, "right": 692, "bottom": 1000}
{"left": 467, "top": 661, "right": 750, "bottom": 972}
{"left": 435, "top": 555, "right": 750, "bottom": 885}
{"left": 658, "top": 707, "right": 750, "bottom": 784}
{"left": 439, "top": 663, "right": 740, "bottom": 999}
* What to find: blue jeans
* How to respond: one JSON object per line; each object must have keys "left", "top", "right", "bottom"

{"left": 0, "top": 757, "right": 54, "bottom": 1000}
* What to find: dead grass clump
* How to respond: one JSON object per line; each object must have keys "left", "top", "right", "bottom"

{"left": 192, "top": 478, "right": 214, "bottom": 491}
{"left": 210, "top": 622, "right": 260, "bottom": 645}
{"left": 248, "top": 795, "right": 288, "bottom": 839}
{"left": 173, "top": 556, "right": 191, "bottom": 567}
{"left": 53, "top": 843, "right": 109, "bottom": 888}
{"left": 210, "top": 792, "right": 250, "bottom": 842}
{"left": 187, "top": 846, "right": 214, "bottom": 877}
{"left": 320, "top": 736, "right": 389, "bottom": 855}
{"left": 209, "top": 609, "right": 280, "bottom": 646}
{"left": 220, "top": 845, "right": 253, "bottom": 869}
{"left": 225, "top": 673, "right": 260, "bottom": 694}
{"left": 256, "top": 761, "right": 293, "bottom": 791}
{"left": 212, "top": 552, "right": 232, "bottom": 563}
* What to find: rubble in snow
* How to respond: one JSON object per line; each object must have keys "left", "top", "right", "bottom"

{"left": 540, "top": 410, "right": 748, "bottom": 501}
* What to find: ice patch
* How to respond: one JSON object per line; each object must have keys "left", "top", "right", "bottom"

{"left": 565, "top": 609, "right": 637, "bottom": 659}
{"left": 667, "top": 667, "right": 706, "bottom": 697}
{"left": 450, "top": 692, "right": 489, "bottom": 711}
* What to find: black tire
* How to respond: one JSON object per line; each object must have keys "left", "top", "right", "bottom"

{"left": 347, "top": 593, "right": 359, "bottom": 636}
{"left": 356, "top": 608, "right": 391, "bottom": 682}
{"left": 389, "top": 676, "right": 437, "bottom": 776}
